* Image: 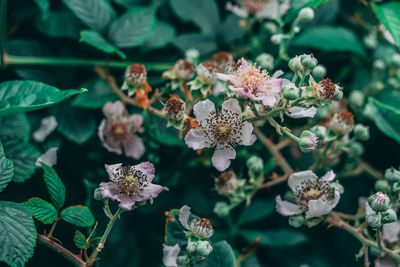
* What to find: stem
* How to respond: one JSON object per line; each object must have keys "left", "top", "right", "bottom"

{"left": 37, "top": 234, "right": 85, "bottom": 267}
{"left": 47, "top": 217, "right": 60, "bottom": 238}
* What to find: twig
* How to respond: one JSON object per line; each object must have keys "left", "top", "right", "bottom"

{"left": 357, "top": 157, "right": 384, "bottom": 180}
{"left": 47, "top": 217, "right": 61, "bottom": 238}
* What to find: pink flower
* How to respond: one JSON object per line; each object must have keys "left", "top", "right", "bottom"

{"left": 99, "top": 162, "right": 168, "bottom": 210}
{"left": 185, "top": 98, "right": 256, "bottom": 171}
{"left": 217, "top": 59, "right": 282, "bottom": 107}
{"left": 98, "top": 101, "right": 145, "bottom": 159}
{"left": 226, "top": 0, "right": 290, "bottom": 19}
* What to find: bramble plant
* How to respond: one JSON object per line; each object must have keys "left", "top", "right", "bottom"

{"left": 1, "top": 0, "right": 400, "bottom": 266}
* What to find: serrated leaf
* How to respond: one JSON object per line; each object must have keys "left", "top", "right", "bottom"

{"left": 22, "top": 197, "right": 58, "bottom": 224}
{"left": 80, "top": 30, "right": 126, "bottom": 59}
{"left": 1, "top": 136, "right": 40, "bottom": 182}
{"left": 63, "top": 0, "right": 115, "bottom": 32}
{"left": 240, "top": 229, "right": 308, "bottom": 247}
{"left": 0, "top": 141, "right": 13, "bottom": 193}
{"left": 196, "top": 241, "right": 236, "bottom": 267}
{"left": 74, "top": 230, "right": 87, "bottom": 249}
{"left": 284, "top": 0, "right": 331, "bottom": 24}
{"left": 145, "top": 21, "right": 176, "bottom": 50}
{"left": 173, "top": 33, "right": 217, "bottom": 56}
{"left": 61, "top": 205, "right": 95, "bottom": 227}
{"left": 169, "top": 0, "right": 219, "bottom": 36}
{"left": 41, "top": 163, "right": 66, "bottom": 208}
{"left": 0, "top": 80, "right": 86, "bottom": 116}
{"left": 0, "top": 113, "right": 30, "bottom": 141}
{"left": 0, "top": 201, "right": 37, "bottom": 267}
{"left": 238, "top": 199, "right": 274, "bottom": 226}
{"left": 72, "top": 79, "right": 118, "bottom": 109}
{"left": 109, "top": 6, "right": 156, "bottom": 48}
{"left": 374, "top": 2, "right": 400, "bottom": 48}
{"left": 368, "top": 97, "right": 400, "bottom": 143}
{"left": 35, "top": 11, "right": 83, "bottom": 39}
{"left": 292, "top": 26, "right": 365, "bottom": 56}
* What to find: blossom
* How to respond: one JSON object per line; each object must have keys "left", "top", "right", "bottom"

{"left": 286, "top": 106, "right": 317, "bottom": 119}
{"left": 98, "top": 101, "right": 145, "bottom": 159}
{"left": 185, "top": 98, "right": 256, "bottom": 171}
{"left": 330, "top": 111, "right": 355, "bottom": 135}
{"left": 275, "top": 170, "right": 342, "bottom": 218}
{"left": 33, "top": 116, "right": 58, "bottom": 142}
{"left": 211, "top": 51, "right": 234, "bottom": 73}
{"left": 179, "top": 205, "right": 214, "bottom": 238}
{"left": 217, "top": 59, "right": 282, "bottom": 107}
{"left": 226, "top": 0, "right": 289, "bottom": 19}
{"left": 99, "top": 162, "right": 168, "bottom": 210}
{"left": 165, "top": 95, "right": 186, "bottom": 121}
{"left": 162, "top": 244, "right": 180, "bottom": 267}
{"left": 215, "top": 171, "right": 245, "bottom": 196}
{"left": 35, "top": 147, "right": 57, "bottom": 167}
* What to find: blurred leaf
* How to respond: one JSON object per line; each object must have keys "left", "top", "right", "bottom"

{"left": 0, "top": 201, "right": 36, "bottom": 267}
{"left": 22, "top": 197, "right": 58, "bottom": 224}
{"left": 34, "top": 0, "right": 50, "bottom": 19}
{"left": 61, "top": 205, "right": 95, "bottom": 227}
{"left": 284, "top": 0, "right": 332, "bottom": 24}
{"left": 169, "top": 0, "right": 220, "bottom": 36}
{"left": 0, "top": 141, "right": 13, "bottom": 193}
{"left": 148, "top": 114, "right": 183, "bottom": 146}
{"left": 173, "top": 33, "right": 217, "bottom": 56}
{"left": 1, "top": 136, "right": 40, "bottom": 182}
{"left": 374, "top": 2, "right": 400, "bottom": 48}
{"left": 113, "top": 0, "right": 142, "bottom": 8}
{"left": 218, "top": 14, "right": 242, "bottom": 44}
{"left": 0, "top": 113, "right": 30, "bottom": 141}
{"left": 72, "top": 79, "right": 118, "bottom": 109}
{"left": 80, "top": 30, "right": 126, "bottom": 59}
{"left": 368, "top": 97, "right": 400, "bottom": 144}
{"left": 109, "top": 5, "right": 156, "bottom": 48}
{"left": 239, "top": 255, "right": 262, "bottom": 267}
{"left": 196, "top": 241, "right": 236, "bottom": 267}
{"left": 292, "top": 26, "right": 365, "bottom": 56}
{"left": 145, "top": 21, "right": 176, "bottom": 50}
{"left": 240, "top": 228, "right": 308, "bottom": 247}
{"left": 165, "top": 209, "right": 187, "bottom": 246}
{"left": 35, "top": 11, "right": 83, "bottom": 39}
{"left": 0, "top": 80, "right": 86, "bottom": 116}
{"left": 74, "top": 230, "right": 87, "bottom": 249}
{"left": 41, "top": 163, "right": 66, "bottom": 209}
{"left": 238, "top": 199, "right": 274, "bottom": 226}
{"left": 63, "top": 0, "right": 115, "bottom": 32}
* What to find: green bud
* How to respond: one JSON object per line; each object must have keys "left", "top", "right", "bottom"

{"left": 196, "top": 241, "right": 213, "bottom": 256}
{"left": 246, "top": 156, "right": 264, "bottom": 173}
{"left": 289, "top": 215, "right": 305, "bottom": 228}
{"left": 271, "top": 34, "right": 282, "bottom": 45}
{"left": 301, "top": 55, "right": 318, "bottom": 70}
{"left": 299, "top": 130, "right": 318, "bottom": 152}
{"left": 312, "top": 65, "right": 326, "bottom": 78}
{"left": 334, "top": 85, "right": 343, "bottom": 101}
{"left": 349, "top": 90, "right": 365, "bottom": 108}
{"left": 316, "top": 107, "right": 329, "bottom": 120}
{"left": 282, "top": 84, "right": 299, "bottom": 100}
{"left": 393, "top": 181, "right": 400, "bottom": 192}
{"left": 349, "top": 142, "right": 364, "bottom": 157}
{"left": 367, "top": 214, "right": 382, "bottom": 228}
{"left": 392, "top": 53, "right": 400, "bottom": 67}
{"left": 297, "top": 7, "right": 314, "bottom": 22}
{"left": 363, "top": 31, "right": 378, "bottom": 49}
{"left": 94, "top": 188, "right": 103, "bottom": 201}
{"left": 177, "top": 256, "right": 188, "bottom": 265}
{"left": 213, "top": 202, "right": 230, "bottom": 218}
{"left": 255, "top": 53, "right": 274, "bottom": 70}
{"left": 354, "top": 124, "right": 370, "bottom": 141}
{"left": 368, "top": 192, "right": 390, "bottom": 212}
{"left": 381, "top": 209, "right": 397, "bottom": 224}
{"left": 371, "top": 81, "right": 385, "bottom": 93}
{"left": 363, "top": 103, "right": 374, "bottom": 120}
{"left": 310, "top": 125, "right": 327, "bottom": 140}
{"left": 385, "top": 167, "right": 400, "bottom": 183}
{"left": 264, "top": 22, "right": 278, "bottom": 34}
{"left": 289, "top": 56, "right": 304, "bottom": 73}
{"left": 373, "top": 59, "right": 386, "bottom": 70}
{"left": 186, "top": 241, "right": 197, "bottom": 253}
{"left": 185, "top": 48, "right": 200, "bottom": 63}
{"left": 375, "top": 180, "right": 390, "bottom": 192}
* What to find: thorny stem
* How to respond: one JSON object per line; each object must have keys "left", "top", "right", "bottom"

{"left": 47, "top": 217, "right": 60, "bottom": 238}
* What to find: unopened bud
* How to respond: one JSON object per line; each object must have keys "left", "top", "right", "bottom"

{"left": 264, "top": 22, "right": 278, "bottom": 34}
{"left": 384, "top": 168, "right": 400, "bottom": 183}
{"left": 185, "top": 48, "right": 200, "bottom": 62}
{"left": 255, "top": 53, "right": 274, "bottom": 70}
{"left": 381, "top": 209, "right": 397, "bottom": 224}
{"left": 349, "top": 90, "right": 365, "bottom": 108}
{"left": 289, "top": 215, "right": 305, "bottom": 228}
{"left": 367, "top": 213, "right": 381, "bottom": 228}
{"left": 289, "top": 55, "right": 304, "bottom": 73}
{"left": 368, "top": 192, "right": 390, "bottom": 212}
{"left": 310, "top": 125, "right": 327, "bottom": 140}
{"left": 94, "top": 188, "right": 103, "bottom": 201}
{"left": 298, "top": 7, "right": 314, "bottom": 22}
{"left": 246, "top": 156, "right": 264, "bottom": 173}
{"left": 213, "top": 202, "right": 230, "bottom": 218}
{"left": 375, "top": 180, "right": 390, "bottom": 192}
{"left": 301, "top": 55, "right": 317, "bottom": 70}
{"left": 186, "top": 242, "right": 197, "bottom": 253}
{"left": 271, "top": 34, "right": 282, "bottom": 45}
{"left": 282, "top": 83, "right": 299, "bottom": 100}
{"left": 312, "top": 65, "right": 326, "bottom": 78}
{"left": 299, "top": 130, "right": 318, "bottom": 152}
{"left": 354, "top": 124, "right": 369, "bottom": 141}
{"left": 196, "top": 241, "right": 213, "bottom": 256}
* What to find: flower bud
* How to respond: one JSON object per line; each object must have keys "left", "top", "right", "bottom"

{"left": 381, "top": 209, "right": 397, "bottom": 224}
{"left": 246, "top": 156, "right": 264, "bottom": 173}
{"left": 334, "top": 85, "right": 343, "bottom": 101}
{"left": 301, "top": 55, "right": 318, "bottom": 70}
{"left": 299, "top": 130, "right": 318, "bottom": 152}
{"left": 264, "top": 22, "right": 278, "bottom": 34}
{"left": 185, "top": 48, "right": 200, "bottom": 62}
{"left": 94, "top": 188, "right": 103, "bottom": 201}
{"left": 349, "top": 142, "right": 364, "bottom": 156}
{"left": 391, "top": 53, "right": 400, "bottom": 67}
{"left": 215, "top": 171, "right": 243, "bottom": 196}
{"left": 384, "top": 168, "right": 400, "bottom": 183}
{"left": 393, "top": 181, "right": 400, "bottom": 192}
{"left": 330, "top": 112, "right": 355, "bottom": 135}
{"left": 367, "top": 213, "right": 381, "bottom": 228}
{"left": 316, "top": 107, "right": 328, "bottom": 120}
{"left": 373, "top": 59, "right": 386, "bottom": 70}
{"left": 177, "top": 256, "right": 188, "bottom": 265}
{"left": 375, "top": 180, "right": 390, "bottom": 192}
{"left": 213, "top": 202, "right": 230, "bottom": 218}
{"left": 165, "top": 95, "right": 186, "bottom": 121}
{"left": 297, "top": 7, "right": 314, "bottom": 22}
{"left": 368, "top": 192, "right": 390, "bottom": 212}
{"left": 289, "top": 56, "right": 304, "bottom": 73}
{"left": 211, "top": 51, "right": 234, "bottom": 72}
{"left": 196, "top": 241, "right": 213, "bottom": 256}
{"left": 255, "top": 53, "right": 274, "bottom": 70}
{"left": 312, "top": 65, "right": 326, "bottom": 78}
{"left": 310, "top": 125, "right": 327, "bottom": 140}
{"left": 282, "top": 83, "right": 299, "bottom": 100}
{"left": 354, "top": 124, "right": 369, "bottom": 141}
{"left": 289, "top": 215, "right": 305, "bottom": 228}
{"left": 270, "top": 34, "right": 282, "bottom": 45}
{"left": 349, "top": 90, "right": 365, "bottom": 108}
{"left": 186, "top": 241, "right": 197, "bottom": 253}
{"left": 174, "top": 59, "right": 195, "bottom": 80}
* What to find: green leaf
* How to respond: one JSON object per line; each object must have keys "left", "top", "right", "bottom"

{"left": 169, "top": 0, "right": 220, "bottom": 36}
{"left": 284, "top": 0, "right": 331, "bottom": 24}
{"left": 34, "top": 0, "right": 50, "bottom": 19}
{"left": 238, "top": 199, "right": 274, "bottom": 226}
{"left": 197, "top": 241, "right": 236, "bottom": 267}
{"left": 147, "top": 113, "right": 183, "bottom": 146}
{"left": 0, "top": 80, "right": 86, "bottom": 116}
{"left": 239, "top": 255, "right": 262, "bottom": 267}
{"left": 35, "top": 11, "right": 83, "bottom": 39}
{"left": 63, "top": 0, "right": 115, "bottom": 32}
{"left": 374, "top": 2, "right": 400, "bottom": 48}
{"left": 72, "top": 79, "right": 118, "bottom": 109}
{"left": 173, "top": 33, "right": 217, "bottom": 56}
{"left": 0, "top": 141, "right": 13, "bottom": 193}
{"left": 368, "top": 97, "right": 400, "bottom": 143}
{"left": 109, "top": 6, "right": 157, "bottom": 48}
{"left": 61, "top": 205, "right": 95, "bottom": 227}
{"left": 240, "top": 229, "right": 308, "bottom": 247}
{"left": 292, "top": 26, "right": 365, "bottom": 56}
{"left": 0, "top": 113, "right": 30, "bottom": 141}
{"left": 145, "top": 21, "right": 176, "bottom": 50}
{"left": 1, "top": 136, "right": 40, "bottom": 182}
{"left": 218, "top": 14, "right": 242, "bottom": 44}
{"left": 41, "top": 163, "right": 66, "bottom": 209}
{"left": 165, "top": 209, "right": 189, "bottom": 246}
{"left": 80, "top": 30, "right": 126, "bottom": 59}
{"left": 0, "top": 201, "right": 37, "bottom": 267}
{"left": 22, "top": 197, "right": 58, "bottom": 224}
{"left": 73, "top": 230, "right": 87, "bottom": 249}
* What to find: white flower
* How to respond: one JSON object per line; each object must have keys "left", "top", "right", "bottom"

{"left": 33, "top": 116, "right": 58, "bottom": 142}
{"left": 178, "top": 205, "right": 214, "bottom": 238}
{"left": 162, "top": 244, "right": 180, "bottom": 267}
{"left": 286, "top": 106, "right": 317, "bottom": 119}
{"left": 35, "top": 147, "right": 57, "bottom": 167}
{"left": 275, "top": 170, "right": 342, "bottom": 218}
{"left": 226, "top": 0, "right": 290, "bottom": 19}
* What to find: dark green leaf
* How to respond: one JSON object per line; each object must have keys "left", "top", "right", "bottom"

{"left": 34, "top": 0, "right": 50, "bottom": 19}
{"left": 374, "top": 2, "right": 400, "bottom": 48}
{"left": 169, "top": 0, "right": 219, "bottom": 36}
{"left": 284, "top": 0, "right": 331, "bottom": 24}
{"left": 238, "top": 199, "right": 274, "bottom": 226}
{"left": 41, "top": 163, "right": 66, "bottom": 208}
{"left": 196, "top": 241, "right": 236, "bottom": 267}
{"left": 80, "top": 30, "right": 126, "bottom": 59}
{"left": 0, "top": 141, "right": 13, "bottom": 193}
{"left": 74, "top": 230, "right": 87, "bottom": 249}
{"left": 1, "top": 136, "right": 40, "bottom": 182}
{"left": 239, "top": 255, "right": 262, "bottom": 267}
{"left": 61, "top": 205, "right": 95, "bottom": 227}
{"left": 173, "top": 33, "right": 217, "bottom": 56}
{"left": 35, "top": 11, "right": 83, "bottom": 39}
{"left": 292, "top": 26, "right": 365, "bottom": 56}
{"left": 0, "top": 201, "right": 36, "bottom": 267}
{"left": 368, "top": 97, "right": 400, "bottom": 143}
{"left": 22, "top": 197, "right": 58, "bottom": 224}
{"left": 218, "top": 14, "right": 242, "bottom": 44}
{"left": 72, "top": 79, "right": 118, "bottom": 109}
{"left": 0, "top": 113, "right": 30, "bottom": 141}
{"left": 165, "top": 209, "right": 187, "bottom": 246}
{"left": 109, "top": 6, "right": 157, "bottom": 48}
{"left": 240, "top": 229, "right": 308, "bottom": 247}
{"left": 149, "top": 114, "right": 183, "bottom": 146}
{"left": 145, "top": 21, "right": 176, "bottom": 50}
{"left": 63, "top": 0, "right": 115, "bottom": 32}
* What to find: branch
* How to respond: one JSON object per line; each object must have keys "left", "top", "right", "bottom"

{"left": 357, "top": 157, "right": 384, "bottom": 180}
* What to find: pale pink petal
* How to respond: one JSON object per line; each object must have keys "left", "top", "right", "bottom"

{"left": 238, "top": 121, "right": 256, "bottom": 146}
{"left": 129, "top": 114, "right": 144, "bottom": 132}
{"left": 185, "top": 129, "right": 211, "bottom": 150}
{"left": 98, "top": 120, "right": 123, "bottom": 155}
{"left": 35, "top": 147, "right": 57, "bottom": 167}
{"left": 221, "top": 98, "right": 242, "bottom": 116}
{"left": 118, "top": 194, "right": 136, "bottom": 210}
{"left": 383, "top": 221, "right": 400, "bottom": 243}
{"left": 104, "top": 163, "right": 122, "bottom": 180}
{"left": 270, "top": 78, "right": 282, "bottom": 93}
{"left": 320, "top": 170, "right": 336, "bottom": 182}
{"left": 123, "top": 136, "right": 145, "bottom": 159}
{"left": 272, "top": 70, "right": 284, "bottom": 78}
{"left": 163, "top": 244, "right": 181, "bottom": 267}
{"left": 179, "top": 205, "right": 191, "bottom": 229}
{"left": 261, "top": 95, "right": 277, "bottom": 107}
{"left": 99, "top": 182, "right": 119, "bottom": 200}
{"left": 286, "top": 106, "right": 317, "bottom": 119}
{"left": 275, "top": 195, "right": 303, "bottom": 216}
{"left": 133, "top": 161, "right": 155, "bottom": 182}
{"left": 212, "top": 146, "right": 236, "bottom": 171}
{"left": 226, "top": 2, "right": 248, "bottom": 18}
{"left": 288, "top": 170, "right": 318, "bottom": 192}
{"left": 134, "top": 183, "right": 168, "bottom": 203}
{"left": 228, "top": 85, "right": 244, "bottom": 93}
{"left": 216, "top": 73, "right": 234, "bottom": 82}
{"left": 102, "top": 101, "right": 125, "bottom": 117}
{"left": 193, "top": 100, "right": 216, "bottom": 127}
{"left": 306, "top": 199, "right": 331, "bottom": 218}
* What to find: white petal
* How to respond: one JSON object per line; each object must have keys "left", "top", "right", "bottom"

{"left": 33, "top": 116, "right": 58, "bottom": 142}
{"left": 275, "top": 195, "right": 302, "bottom": 216}
{"left": 226, "top": 2, "right": 248, "bottom": 18}
{"left": 383, "top": 221, "right": 400, "bottom": 243}
{"left": 288, "top": 170, "right": 318, "bottom": 192}
{"left": 320, "top": 170, "right": 336, "bottom": 182}
{"left": 179, "top": 205, "right": 191, "bottom": 229}
{"left": 256, "top": 0, "right": 279, "bottom": 18}
{"left": 286, "top": 106, "right": 317, "bottom": 119}
{"left": 222, "top": 98, "right": 242, "bottom": 116}
{"left": 162, "top": 244, "right": 181, "bottom": 267}
{"left": 193, "top": 99, "right": 216, "bottom": 127}
{"left": 211, "top": 146, "right": 236, "bottom": 171}
{"left": 365, "top": 202, "right": 375, "bottom": 216}
{"left": 238, "top": 121, "right": 256, "bottom": 146}
{"left": 184, "top": 129, "right": 211, "bottom": 150}
{"left": 272, "top": 69, "right": 284, "bottom": 78}
{"left": 305, "top": 199, "right": 332, "bottom": 218}
{"left": 102, "top": 101, "right": 124, "bottom": 117}
{"left": 104, "top": 163, "right": 122, "bottom": 180}
{"left": 35, "top": 147, "right": 57, "bottom": 167}
{"left": 216, "top": 73, "right": 233, "bottom": 82}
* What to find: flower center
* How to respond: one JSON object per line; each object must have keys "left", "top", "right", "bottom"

{"left": 234, "top": 63, "right": 271, "bottom": 96}
{"left": 189, "top": 217, "right": 214, "bottom": 238}
{"left": 112, "top": 123, "right": 126, "bottom": 136}
{"left": 295, "top": 180, "right": 334, "bottom": 210}
{"left": 113, "top": 166, "right": 147, "bottom": 197}
{"left": 216, "top": 124, "right": 230, "bottom": 136}
{"left": 303, "top": 189, "right": 322, "bottom": 200}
